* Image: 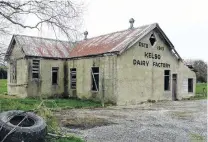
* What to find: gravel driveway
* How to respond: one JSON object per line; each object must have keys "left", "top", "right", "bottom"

{"left": 56, "top": 99, "right": 207, "bottom": 142}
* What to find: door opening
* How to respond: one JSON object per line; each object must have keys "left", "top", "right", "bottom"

{"left": 172, "top": 74, "right": 177, "bottom": 101}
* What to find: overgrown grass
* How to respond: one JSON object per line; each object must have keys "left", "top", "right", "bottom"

{"left": 0, "top": 96, "right": 101, "bottom": 112}
{"left": 196, "top": 83, "right": 207, "bottom": 94}
{"left": 0, "top": 79, "right": 99, "bottom": 142}
{"left": 0, "top": 79, "right": 101, "bottom": 111}
{"left": 188, "top": 83, "right": 207, "bottom": 100}
{"left": 0, "top": 96, "right": 100, "bottom": 142}
{"left": 0, "top": 79, "right": 7, "bottom": 94}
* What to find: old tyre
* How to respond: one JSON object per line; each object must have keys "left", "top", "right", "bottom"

{"left": 0, "top": 110, "right": 47, "bottom": 142}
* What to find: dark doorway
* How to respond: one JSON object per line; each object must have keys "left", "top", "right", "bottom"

{"left": 172, "top": 74, "right": 177, "bottom": 101}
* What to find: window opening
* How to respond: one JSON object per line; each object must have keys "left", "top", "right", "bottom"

{"left": 91, "top": 67, "right": 99, "bottom": 91}
{"left": 52, "top": 67, "right": 58, "bottom": 85}
{"left": 10, "top": 61, "right": 16, "bottom": 83}
{"left": 164, "top": 70, "right": 170, "bottom": 91}
{"left": 70, "top": 68, "right": 76, "bottom": 89}
{"left": 32, "top": 60, "right": 40, "bottom": 79}
{"left": 149, "top": 33, "right": 156, "bottom": 46}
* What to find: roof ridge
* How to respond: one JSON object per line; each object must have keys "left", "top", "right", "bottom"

{"left": 13, "top": 23, "right": 157, "bottom": 44}
{"left": 80, "top": 23, "right": 156, "bottom": 42}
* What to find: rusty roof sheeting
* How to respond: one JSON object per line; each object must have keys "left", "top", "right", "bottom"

{"left": 69, "top": 24, "right": 153, "bottom": 58}
{"left": 14, "top": 35, "right": 74, "bottom": 58}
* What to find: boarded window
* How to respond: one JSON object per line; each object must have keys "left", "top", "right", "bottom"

{"left": 91, "top": 67, "right": 99, "bottom": 91}
{"left": 52, "top": 67, "right": 58, "bottom": 85}
{"left": 10, "top": 61, "right": 16, "bottom": 83}
{"left": 70, "top": 68, "right": 76, "bottom": 89}
{"left": 164, "top": 70, "right": 170, "bottom": 91}
{"left": 32, "top": 60, "right": 40, "bottom": 79}
{"left": 188, "top": 78, "right": 193, "bottom": 93}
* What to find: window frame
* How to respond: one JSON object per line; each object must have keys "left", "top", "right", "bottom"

{"left": 91, "top": 67, "right": 99, "bottom": 91}
{"left": 32, "top": 60, "right": 40, "bottom": 79}
{"left": 52, "top": 67, "right": 59, "bottom": 85}
{"left": 164, "top": 70, "right": 171, "bottom": 91}
{"left": 70, "top": 68, "right": 77, "bottom": 89}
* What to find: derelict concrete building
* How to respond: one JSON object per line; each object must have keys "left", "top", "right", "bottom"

{"left": 5, "top": 20, "right": 196, "bottom": 105}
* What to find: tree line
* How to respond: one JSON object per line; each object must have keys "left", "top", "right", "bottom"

{"left": 185, "top": 59, "right": 207, "bottom": 83}
{"left": 0, "top": 67, "right": 7, "bottom": 79}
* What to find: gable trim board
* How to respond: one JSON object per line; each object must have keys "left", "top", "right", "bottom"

{"left": 5, "top": 23, "right": 196, "bottom": 105}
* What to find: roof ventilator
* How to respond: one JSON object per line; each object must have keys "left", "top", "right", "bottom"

{"left": 84, "top": 31, "right": 88, "bottom": 40}
{"left": 129, "top": 18, "right": 135, "bottom": 29}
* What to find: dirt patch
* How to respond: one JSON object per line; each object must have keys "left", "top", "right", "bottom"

{"left": 61, "top": 116, "right": 114, "bottom": 130}
{"left": 55, "top": 100, "right": 207, "bottom": 142}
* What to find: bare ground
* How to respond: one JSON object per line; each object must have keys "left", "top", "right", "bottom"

{"left": 55, "top": 100, "right": 207, "bottom": 142}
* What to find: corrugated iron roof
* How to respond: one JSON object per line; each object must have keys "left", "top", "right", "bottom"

{"left": 5, "top": 23, "right": 182, "bottom": 60}
{"left": 70, "top": 24, "right": 153, "bottom": 58}
{"left": 14, "top": 35, "right": 74, "bottom": 58}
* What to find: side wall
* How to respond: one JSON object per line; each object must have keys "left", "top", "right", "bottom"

{"left": 67, "top": 55, "right": 117, "bottom": 104}
{"left": 177, "top": 62, "right": 196, "bottom": 99}
{"left": 116, "top": 29, "right": 196, "bottom": 105}
{"left": 7, "top": 42, "right": 28, "bottom": 97}
{"left": 27, "top": 58, "right": 65, "bottom": 98}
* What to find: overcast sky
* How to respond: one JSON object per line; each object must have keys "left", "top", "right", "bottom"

{"left": 22, "top": 0, "right": 208, "bottom": 62}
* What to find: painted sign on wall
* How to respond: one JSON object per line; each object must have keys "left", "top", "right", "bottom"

{"left": 133, "top": 59, "right": 170, "bottom": 68}
{"left": 133, "top": 42, "right": 170, "bottom": 68}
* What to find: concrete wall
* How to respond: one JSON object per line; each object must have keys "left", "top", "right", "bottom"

{"left": 116, "top": 29, "right": 196, "bottom": 105}
{"left": 27, "top": 58, "right": 65, "bottom": 98}
{"left": 7, "top": 41, "right": 65, "bottom": 97}
{"left": 7, "top": 43, "right": 28, "bottom": 97}
{"left": 67, "top": 55, "right": 117, "bottom": 103}
{"left": 177, "top": 62, "right": 196, "bottom": 99}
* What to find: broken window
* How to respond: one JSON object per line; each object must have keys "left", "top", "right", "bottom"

{"left": 32, "top": 60, "right": 40, "bottom": 79}
{"left": 70, "top": 68, "right": 76, "bottom": 89}
{"left": 10, "top": 61, "right": 16, "bottom": 83}
{"left": 188, "top": 78, "right": 193, "bottom": 93}
{"left": 52, "top": 67, "right": 58, "bottom": 85}
{"left": 91, "top": 67, "right": 99, "bottom": 91}
{"left": 149, "top": 33, "right": 156, "bottom": 46}
{"left": 164, "top": 70, "right": 170, "bottom": 91}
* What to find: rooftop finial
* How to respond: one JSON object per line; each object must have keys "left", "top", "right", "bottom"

{"left": 129, "top": 18, "right": 135, "bottom": 29}
{"left": 84, "top": 31, "right": 88, "bottom": 40}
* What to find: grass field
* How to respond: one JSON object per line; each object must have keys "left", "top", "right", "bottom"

{"left": 0, "top": 97, "right": 101, "bottom": 111}
{"left": 196, "top": 83, "right": 207, "bottom": 94}
{"left": 0, "top": 79, "right": 101, "bottom": 111}
{"left": 0, "top": 79, "right": 7, "bottom": 94}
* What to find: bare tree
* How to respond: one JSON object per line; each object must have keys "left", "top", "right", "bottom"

{"left": 0, "top": 44, "right": 6, "bottom": 66}
{"left": 0, "top": 0, "right": 83, "bottom": 37}
{"left": 0, "top": 0, "right": 84, "bottom": 63}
